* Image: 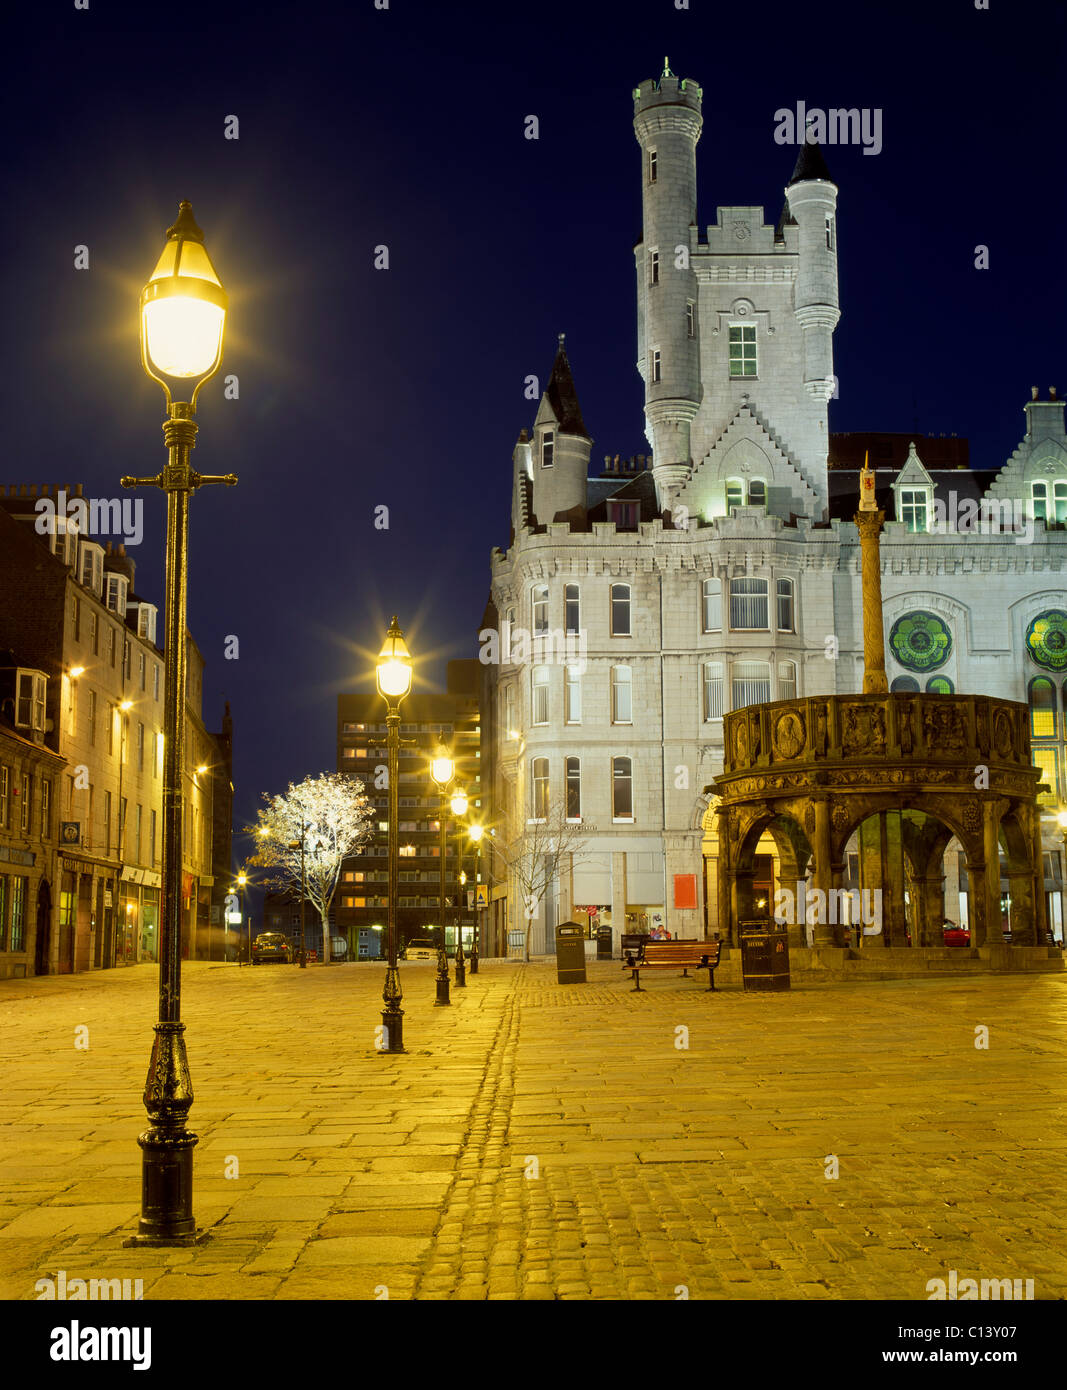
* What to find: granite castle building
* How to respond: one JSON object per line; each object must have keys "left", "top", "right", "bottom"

{"left": 480, "top": 64, "right": 1067, "bottom": 957}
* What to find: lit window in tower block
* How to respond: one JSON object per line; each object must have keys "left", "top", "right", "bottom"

{"left": 541, "top": 430, "right": 554, "bottom": 468}
{"left": 531, "top": 758, "right": 549, "bottom": 820}
{"left": 650, "top": 349, "right": 661, "bottom": 383}
{"left": 728, "top": 324, "right": 757, "bottom": 377}
{"left": 565, "top": 584, "right": 580, "bottom": 635}
{"left": 748, "top": 479, "right": 766, "bottom": 508}
{"left": 648, "top": 149, "right": 657, "bottom": 183}
{"left": 726, "top": 479, "right": 744, "bottom": 514}
{"left": 1029, "top": 678, "right": 1057, "bottom": 738}
{"left": 649, "top": 250, "right": 659, "bottom": 286}
{"left": 1033, "top": 747, "right": 1059, "bottom": 807}
{"left": 686, "top": 301, "right": 694, "bottom": 338}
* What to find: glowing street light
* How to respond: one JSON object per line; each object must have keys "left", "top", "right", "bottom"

{"left": 122, "top": 202, "right": 235, "bottom": 1249}
{"left": 375, "top": 617, "right": 413, "bottom": 1051}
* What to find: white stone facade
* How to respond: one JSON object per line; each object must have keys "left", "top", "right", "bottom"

{"left": 481, "top": 66, "right": 1067, "bottom": 956}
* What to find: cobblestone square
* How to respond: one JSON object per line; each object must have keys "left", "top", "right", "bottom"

{"left": 0, "top": 960, "right": 1064, "bottom": 1301}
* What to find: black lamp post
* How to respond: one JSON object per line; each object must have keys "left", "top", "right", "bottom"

{"left": 122, "top": 201, "right": 233, "bottom": 1246}
{"left": 287, "top": 827, "right": 308, "bottom": 967}
{"left": 449, "top": 787, "right": 469, "bottom": 988}
{"left": 429, "top": 748, "right": 455, "bottom": 1006}
{"left": 376, "top": 618, "right": 412, "bottom": 1053}
{"left": 468, "top": 822, "right": 484, "bottom": 973}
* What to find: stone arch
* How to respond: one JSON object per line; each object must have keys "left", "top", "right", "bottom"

{"left": 997, "top": 802, "right": 1043, "bottom": 945}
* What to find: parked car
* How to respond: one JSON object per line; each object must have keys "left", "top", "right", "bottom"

{"left": 942, "top": 922, "right": 971, "bottom": 947}
{"left": 403, "top": 938, "right": 437, "bottom": 961}
{"left": 252, "top": 932, "right": 292, "bottom": 965}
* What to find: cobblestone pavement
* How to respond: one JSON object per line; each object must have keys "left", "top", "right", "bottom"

{"left": 0, "top": 959, "right": 1064, "bottom": 1301}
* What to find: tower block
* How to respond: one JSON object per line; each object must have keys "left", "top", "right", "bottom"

{"left": 633, "top": 62, "right": 703, "bottom": 511}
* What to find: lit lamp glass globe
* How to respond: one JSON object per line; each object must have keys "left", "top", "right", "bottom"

{"left": 140, "top": 202, "right": 228, "bottom": 403}
{"left": 430, "top": 747, "right": 455, "bottom": 788}
{"left": 375, "top": 617, "right": 413, "bottom": 702}
{"left": 450, "top": 788, "right": 469, "bottom": 817}
{"left": 468, "top": 823, "right": 484, "bottom": 842}
{"left": 1058, "top": 811, "right": 1067, "bottom": 832}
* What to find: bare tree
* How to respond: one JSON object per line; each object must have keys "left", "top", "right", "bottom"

{"left": 250, "top": 772, "right": 375, "bottom": 964}
{"left": 482, "top": 805, "right": 591, "bottom": 961}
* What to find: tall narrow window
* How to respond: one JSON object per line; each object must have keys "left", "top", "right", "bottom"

{"left": 89, "top": 612, "right": 98, "bottom": 655}
{"left": 153, "top": 664, "right": 160, "bottom": 701}
{"left": 565, "top": 584, "right": 580, "bottom": 636}
{"left": 1032, "top": 481, "right": 1048, "bottom": 521}
{"left": 565, "top": 666, "right": 581, "bottom": 724}
{"left": 726, "top": 479, "right": 744, "bottom": 514}
{"left": 728, "top": 324, "right": 757, "bottom": 377}
{"left": 532, "top": 666, "right": 549, "bottom": 725}
{"left": 531, "top": 757, "right": 549, "bottom": 820}
{"left": 88, "top": 690, "right": 97, "bottom": 746}
{"left": 505, "top": 682, "right": 516, "bottom": 738}
{"left": 778, "top": 660, "right": 798, "bottom": 702}
{"left": 135, "top": 804, "right": 143, "bottom": 862}
{"left": 650, "top": 348, "right": 661, "bottom": 383}
{"left": 20, "top": 773, "right": 31, "bottom": 832}
{"left": 612, "top": 756, "right": 633, "bottom": 821}
{"left": 103, "top": 791, "right": 112, "bottom": 853}
{"left": 649, "top": 250, "right": 659, "bottom": 286}
{"left": 729, "top": 578, "right": 769, "bottom": 629}
{"left": 703, "top": 662, "right": 724, "bottom": 720}
{"left": 648, "top": 149, "right": 657, "bottom": 183}
{"left": 686, "top": 300, "right": 694, "bottom": 338}
{"left": 747, "top": 479, "right": 766, "bottom": 508}
{"left": 10, "top": 877, "right": 25, "bottom": 953}
{"left": 1033, "top": 747, "right": 1059, "bottom": 807}
{"left": 66, "top": 680, "right": 77, "bottom": 736}
{"left": 137, "top": 721, "right": 145, "bottom": 771}
{"left": 139, "top": 652, "right": 146, "bottom": 691}
{"left": 532, "top": 584, "right": 548, "bottom": 635}
{"left": 701, "top": 578, "right": 722, "bottom": 633}
{"left": 732, "top": 660, "right": 772, "bottom": 708}
{"left": 776, "top": 578, "right": 795, "bottom": 632}
{"left": 0, "top": 766, "right": 8, "bottom": 828}
{"left": 1030, "top": 677, "right": 1057, "bottom": 738}
{"left": 150, "top": 809, "right": 157, "bottom": 866}
{"left": 41, "top": 778, "right": 51, "bottom": 838}
{"left": 108, "top": 626, "right": 116, "bottom": 668}
{"left": 611, "top": 666, "right": 632, "bottom": 723}
{"left": 566, "top": 757, "right": 581, "bottom": 820}
{"left": 825, "top": 214, "right": 834, "bottom": 249}
{"left": 1056, "top": 482, "right": 1067, "bottom": 524}
{"left": 610, "top": 583, "right": 631, "bottom": 637}
{"left": 541, "top": 430, "right": 554, "bottom": 469}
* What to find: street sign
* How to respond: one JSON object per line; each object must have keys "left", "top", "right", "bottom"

{"left": 475, "top": 884, "right": 488, "bottom": 907}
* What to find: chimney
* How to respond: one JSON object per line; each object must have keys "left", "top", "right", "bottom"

{"left": 1032, "top": 386, "right": 1039, "bottom": 400}
{"left": 1051, "top": 387, "right": 1058, "bottom": 401}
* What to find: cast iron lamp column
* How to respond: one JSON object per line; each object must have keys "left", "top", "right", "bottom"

{"left": 449, "top": 787, "right": 469, "bottom": 987}
{"left": 123, "top": 201, "right": 232, "bottom": 1246}
{"left": 429, "top": 748, "right": 455, "bottom": 1006}
{"left": 287, "top": 826, "right": 308, "bottom": 967}
{"left": 376, "top": 618, "right": 413, "bottom": 1053}
{"left": 467, "top": 821, "right": 484, "bottom": 973}
{"left": 236, "top": 872, "right": 248, "bottom": 966}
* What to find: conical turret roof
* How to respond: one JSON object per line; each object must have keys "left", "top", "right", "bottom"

{"left": 788, "top": 137, "right": 833, "bottom": 185}
{"left": 545, "top": 334, "right": 589, "bottom": 438}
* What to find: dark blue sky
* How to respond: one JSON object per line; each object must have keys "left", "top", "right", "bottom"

{"left": 4, "top": 0, "right": 1064, "bottom": 853}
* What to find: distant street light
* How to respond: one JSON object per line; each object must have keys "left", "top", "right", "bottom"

{"left": 123, "top": 201, "right": 234, "bottom": 1248}
{"left": 375, "top": 617, "right": 412, "bottom": 1053}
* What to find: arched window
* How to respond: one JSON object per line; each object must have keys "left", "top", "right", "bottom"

{"left": 926, "top": 676, "right": 954, "bottom": 694}
{"left": 701, "top": 577, "right": 722, "bottom": 633}
{"left": 1056, "top": 482, "right": 1067, "bottom": 525}
{"left": 531, "top": 584, "right": 548, "bottom": 635}
{"left": 776, "top": 578, "right": 795, "bottom": 632}
{"left": 1029, "top": 677, "right": 1057, "bottom": 738}
{"left": 611, "top": 666, "right": 632, "bottom": 724}
{"left": 612, "top": 757, "right": 634, "bottom": 821}
{"left": 778, "top": 661, "right": 798, "bottom": 701}
{"left": 748, "top": 479, "right": 766, "bottom": 508}
{"left": 531, "top": 666, "right": 549, "bottom": 725}
{"left": 530, "top": 758, "right": 549, "bottom": 820}
{"left": 890, "top": 675, "right": 920, "bottom": 692}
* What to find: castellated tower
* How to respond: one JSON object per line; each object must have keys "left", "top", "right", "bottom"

{"left": 528, "top": 335, "right": 592, "bottom": 527}
{"left": 786, "top": 140, "right": 840, "bottom": 405}
{"left": 633, "top": 64, "right": 703, "bottom": 512}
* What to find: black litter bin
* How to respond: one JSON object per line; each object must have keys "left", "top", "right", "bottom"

{"left": 740, "top": 920, "right": 790, "bottom": 991}
{"left": 596, "top": 924, "right": 614, "bottom": 960}
{"left": 555, "top": 921, "right": 587, "bottom": 984}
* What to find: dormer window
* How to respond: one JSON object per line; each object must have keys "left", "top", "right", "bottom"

{"left": 105, "top": 573, "right": 128, "bottom": 617}
{"left": 130, "top": 602, "right": 158, "bottom": 645}
{"left": 541, "top": 430, "right": 554, "bottom": 469}
{"left": 725, "top": 478, "right": 765, "bottom": 513}
{"left": 1032, "top": 480, "right": 1067, "bottom": 525}
{"left": 898, "top": 488, "right": 931, "bottom": 533}
{"left": 79, "top": 542, "right": 104, "bottom": 597}
{"left": 15, "top": 669, "right": 47, "bottom": 736}
{"left": 608, "top": 501, "right": 639, "bottom": 530}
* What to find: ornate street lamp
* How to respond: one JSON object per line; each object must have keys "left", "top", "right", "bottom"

{"left": 468, "top": 821, "right": 484, "bottom": 973}
{"left": 376, "top": 617, "right": 412, "bottom": 1052}
{"left": 236, "top": 871, "right": 249, "bottom": 966}
{"left": 429, "top": 746, "right": 455, "bottom": 1006}
{"left": 449, "top": 787, "right": 469, "bottom": 986}
{"left": 123, "top": 201, "right": 234, "bottom": 1247}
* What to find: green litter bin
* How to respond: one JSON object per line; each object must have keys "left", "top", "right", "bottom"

{"left": 555, "top": 921, "right": 587, "bottom": 984}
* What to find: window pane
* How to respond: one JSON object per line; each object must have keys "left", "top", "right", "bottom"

{"left": 1030, "top": 678, "right": 1056, "bottom": 738}
{"left": 726, "top": 481, "right": 743, "bottom": 514}
{"left": 532, "top": 667, "right": 548, "bottom": 724}
{"left": 532, "top": 758, "right": 549, "bottom": 818}
{"left": 565, "top": 584, "right": 580, "bottom": 635}
{"left": 532, "top": 585, "right": 548, "bottom": 635}
{"left": 778, "top": 661, "right": 797, "bottom": 701}
{"left": 729, "top": 578, "right": 769, "bottom": 629}
{"left": 611, "top": 584, "right": 631, "bottom": 636}
{"left": 566, "top": 757, "right": 581, "bottom": 819}
{"left": 732, "top": 660, "right": 771, "bottom": 708}
{"left": 776, "top": 578, "right": 794, "bottom": 632}
{"left": 702, "top": 578, "right": 722, "bottom": 633}
{"left": 612, "top": 667, "right": 632, "bottom": 723}
{"left": 1033, "top": 748, "right": 1058, "bottom": 807}
{"left": 748, "top": 480, "right": 766, "bottom": 508}
{"left": 890, "top": 675, "right": 920, "bottom": 692}
{"left": 565, "top": 667, "right": 581, "bottom": 724}
{"left": 703, "top": 662, "right": 724, "bottom": 720}
{"left": 1032, "top": 482, "right": 1048, "bottom": 521}
{"left": 612, "top": 757, "right": 633, "bottom": 819}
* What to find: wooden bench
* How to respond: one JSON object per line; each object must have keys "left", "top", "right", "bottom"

{"left": 630, "top": 940, "right": 721, "bottom": 993}
{"left": 621, "top": 933, "right": 650, "bottom": 968}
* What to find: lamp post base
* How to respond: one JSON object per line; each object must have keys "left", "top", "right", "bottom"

{"left": 435, "top": 950, "right": 451, "bottom": 1005}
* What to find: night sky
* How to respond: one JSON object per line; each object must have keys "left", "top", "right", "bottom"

{"left": 4, "top": 0, "right": 1064, "bottom": 865}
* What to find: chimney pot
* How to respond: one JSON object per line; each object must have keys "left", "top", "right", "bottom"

{"left": 1032, "top": 386, "right": 1039, "bottom": 400}
{"left": 1051, "top": 387, "right": 1058, "bottom": 401}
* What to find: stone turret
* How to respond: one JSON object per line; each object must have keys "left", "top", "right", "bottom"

{"left": 530, "top": 335, "right": 591, "bottom": 527}
{"left": 785, "top": 135, "right": 840, "bottom": 403}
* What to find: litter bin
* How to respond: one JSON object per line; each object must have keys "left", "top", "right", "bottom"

{"left": 555, "top": 921, "right": 587, "bottom": 984}
{"left": 596, "top": 924, "right": 614, "bottom": 960}
{"left": 739, "top": 920, "right": 790, "bottom": 991}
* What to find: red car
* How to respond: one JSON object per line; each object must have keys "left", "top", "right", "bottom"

{"left": 942, "top": 923, "right": 970, "bottom": 947}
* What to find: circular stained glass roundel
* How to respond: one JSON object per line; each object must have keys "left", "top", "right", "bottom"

{"left": 888, "top": 611, "right": 952, "bottom": 673}
{"left": 1026, "top": 610, "right": 1067, "bottom": 671}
